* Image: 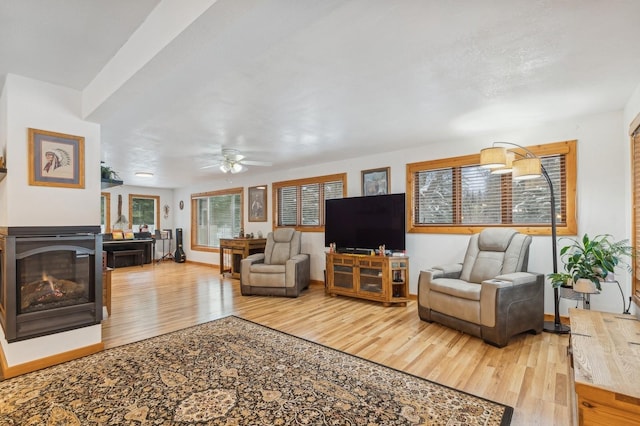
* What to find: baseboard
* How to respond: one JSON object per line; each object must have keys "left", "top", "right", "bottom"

{"left": 0, "top": 342, "right": 104, "bottom": 379}
{"left": 184, "top": 259, "right": 218, "bottom": 268}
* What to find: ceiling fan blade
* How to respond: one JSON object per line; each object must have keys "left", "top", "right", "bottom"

{"left": 240, "top": 160, "right": 272, "bottom": 166}
{"left": 200, "top": 163, "right": 222, "bottom": 170}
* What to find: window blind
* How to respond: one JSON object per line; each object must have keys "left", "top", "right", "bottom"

{"left": 275, "top": 175, "right": 345, "bottom": 228}
{"left": 413, "top": 154, "right": 566, "bottom": 227}
{"left": 278, "top": 186, "right": 298, "bottom": 226}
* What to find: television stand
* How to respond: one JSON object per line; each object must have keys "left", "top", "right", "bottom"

{"left": 325, "top": 252, "right": 409, "bottom": 306}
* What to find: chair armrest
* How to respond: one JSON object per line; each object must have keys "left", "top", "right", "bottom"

{"left": 243, "top": 253, "right": 265, "bottom": 264}
{"left": 285, "top": 254, "right": 309, "bottom": 276}
{"left": 480, "top": 272, "right": 544, "bottom": 327}
{"left": 240, "top": 253, "right": 265, "bottom": 285}
{"left": 288, "top": 254, "right": 308, "bottom": 264}
{"left": 483, "top": 272, "right": 539, "bottom": 288}
{"left": 429, "top": 263, "right": 463, "bottom": 279}
{"left": 286, "top": 254, "right": 310, "bottom": 290}
{"left": 418, "top": 264, "right": 463, "bottom": 310}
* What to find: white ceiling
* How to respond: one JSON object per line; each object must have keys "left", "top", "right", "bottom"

{"left": 2, "top": 0, "right": 640, "bottom": 188}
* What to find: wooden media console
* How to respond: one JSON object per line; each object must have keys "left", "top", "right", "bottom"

{"left": 325, "top": 252, "right": 409, "bottom": 306}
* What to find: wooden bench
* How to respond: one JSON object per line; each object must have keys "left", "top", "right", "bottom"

{"left": 108, "top": 249, "right": 145, "bottom": 268}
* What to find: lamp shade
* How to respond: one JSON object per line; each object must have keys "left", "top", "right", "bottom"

{"left": 480, "top": 147, "right": 507, "bottom": 169}
{"left": 512, "top": 158, "right": 541, "bottom": 180}
{"left": 490, "top": 151, "right": 515, "bottom": 175}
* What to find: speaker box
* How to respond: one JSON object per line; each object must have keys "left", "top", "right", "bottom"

{"left": 174, "top": 228, "right": 186, "bottom": 263}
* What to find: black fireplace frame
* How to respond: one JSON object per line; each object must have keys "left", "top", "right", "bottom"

{"left": 0, "top": 226, "right": 102, "bottom": 342}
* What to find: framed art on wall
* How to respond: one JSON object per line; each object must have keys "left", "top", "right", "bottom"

{"left": 249, "top": 185, "right": 267, "bottom": 222}
{"left": 28, "top": 128, "right": 85, "bottom": 189}
{"left": 361, "top": 167, "right": 390, "bottom": 196}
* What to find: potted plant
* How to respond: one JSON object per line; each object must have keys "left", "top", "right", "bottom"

{"left": 101, "top": 161, "right": 120, "bottom": 181}
{"left": 548, "top": 233, "right": 632, "bottom": 292}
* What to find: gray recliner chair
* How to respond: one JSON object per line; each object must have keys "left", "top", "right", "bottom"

{"left": 240, "top": 228, "right": 310, "bottom": 297}
{"left": 417, "top": 228, "right": 544, "bottom": 347}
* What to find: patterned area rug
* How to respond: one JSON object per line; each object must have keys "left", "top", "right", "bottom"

{"left": 0, "top": 316, "right": 512, "bottom": 425}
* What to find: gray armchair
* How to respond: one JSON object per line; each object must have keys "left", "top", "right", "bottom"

{"left": 417, "top": 228, "right": 544, "bottom": 347}
{"left": 240, "top": 228, "right": 310, "bottom": 297}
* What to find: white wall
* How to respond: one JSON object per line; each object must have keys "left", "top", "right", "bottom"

{"left": 624, "top": 82, "right": 640, "bottom": 127}
{"left": 0, "top": 74, "right": 102, "bottom": 366}
{"left": 0, "top": 81, "right": 7, "bottom": 225}
{"left": 4, "top": 74, "right": 101, "bottom": 226}
{"left": 174, "top": 109, "right": 632, "bottom": 317}
{"left": 102, "top": 184, "right": 175, "bottom": 259}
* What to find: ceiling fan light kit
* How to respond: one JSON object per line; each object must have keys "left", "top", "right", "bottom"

{"left": 202, "top": 148, "right": 272, "bottom": 173}
{"left": 219, "top": 161, "right": 245, "bottom": 174}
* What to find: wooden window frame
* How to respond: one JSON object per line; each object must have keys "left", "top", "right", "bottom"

{"left": 190, "top": 187, "right": 243, "bottom": 253}
{"left": 630, "top": 113, "right": 640, "bottom": 308}
{"left": 272, "top": 173, "right": 347, "bottom": 232}
{"left": 101, "top": 192, "right": 111, "bottom": 233}
{"left": 406, "top": 140, "right": 577, "bottom": 235}
{"left": 128, "top": 194, "right": 160, "bottom": 232}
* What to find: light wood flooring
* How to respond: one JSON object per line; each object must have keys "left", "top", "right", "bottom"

{"left": 102, "top": 261, "right": 572, "bottom": 425}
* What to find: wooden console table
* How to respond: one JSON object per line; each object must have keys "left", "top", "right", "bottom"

{"left": 568, "top": 308, "right": 640, "bottom": 425}
{"left": 219, "top": 238, "right": 266, "bottom": 279}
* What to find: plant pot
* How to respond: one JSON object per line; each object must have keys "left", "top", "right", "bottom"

{"left": 559, "top": 285, "right": 582, "bottom": 300}
{"left": 573, "top": 278, "right": 600, "bottom": 294}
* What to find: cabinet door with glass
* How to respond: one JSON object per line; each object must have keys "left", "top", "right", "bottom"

{"left": 357, "top": 258, "right": 386, "bottom": 299}
{"left": 328, "top": 256, "right": 355, "bottom": 291}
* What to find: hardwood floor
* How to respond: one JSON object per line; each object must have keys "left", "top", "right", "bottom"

{"left": 102, "top": 261, "right": 572, "bottom": 425}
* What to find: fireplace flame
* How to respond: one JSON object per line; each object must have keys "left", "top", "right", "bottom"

{"left": 37, "top": 272, "right": 64, "bottom": 299}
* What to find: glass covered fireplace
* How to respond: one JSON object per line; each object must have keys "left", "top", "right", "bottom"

{"left": 0, "top": 226, "right": 102, "bottom": 342}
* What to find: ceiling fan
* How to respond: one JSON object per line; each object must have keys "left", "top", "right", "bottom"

{"left": 200, "top": 148, "right": 272, "bottom": 174}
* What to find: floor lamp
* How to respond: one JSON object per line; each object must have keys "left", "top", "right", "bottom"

{"left": 480, "top": 142, "right": 570, "bottom": 334}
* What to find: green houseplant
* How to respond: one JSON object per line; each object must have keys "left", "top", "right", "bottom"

{"left": 101, "top": 161, "right": 120, "bottom": 181}
{"left": 548, "top": 234, "right": 632, "bottom": 291}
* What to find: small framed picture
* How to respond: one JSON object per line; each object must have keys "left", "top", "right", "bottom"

{"left": 248, "top": 185, "right": 267, "bottom": 222}
{"left": 28, "top": 128, "right": 85, "bottom": 189}
{"left": 361, "top": 167, "right": 390, "bottom": 196}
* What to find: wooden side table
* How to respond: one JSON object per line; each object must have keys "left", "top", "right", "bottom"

{"left": 568, "top": 308, "right": 640, "bottom": 425}
{"left": 219, "top": 238, "right": 267, "bottom": 279}
{"left": 102, "top": 267, "right": 113, "bottom": 316}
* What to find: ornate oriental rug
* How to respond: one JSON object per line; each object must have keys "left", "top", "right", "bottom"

{"left": 0, "top": 316, "right": 512, "bottom": 425}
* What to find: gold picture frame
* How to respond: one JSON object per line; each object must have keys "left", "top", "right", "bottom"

{"left": 248, "top": 185, "right": 267, "bottom": 222}
{"left": 28, "top": 128, "right": 85, "bottom": 188}
{"left": 361, "top": 167, "right": 390, "bottom": 196}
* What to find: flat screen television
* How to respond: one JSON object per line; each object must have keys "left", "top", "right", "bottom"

{"left": 324, "top": 193, "right": 406, "bottom": 253}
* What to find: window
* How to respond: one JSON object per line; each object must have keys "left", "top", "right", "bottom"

{"left": 128, "top": 194, "right": 160, "bottom": 233}
{"left": 273, "top": 173, "right": 346, "bottom": 231}
{"left": 100, "top": 192, "right": 110, "bottom": 233}
{"left": 407, "top": 140, "right": 577, "bottom": 235}
{"left": 192, "top": 187, "right": 243, "bottom": 250}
